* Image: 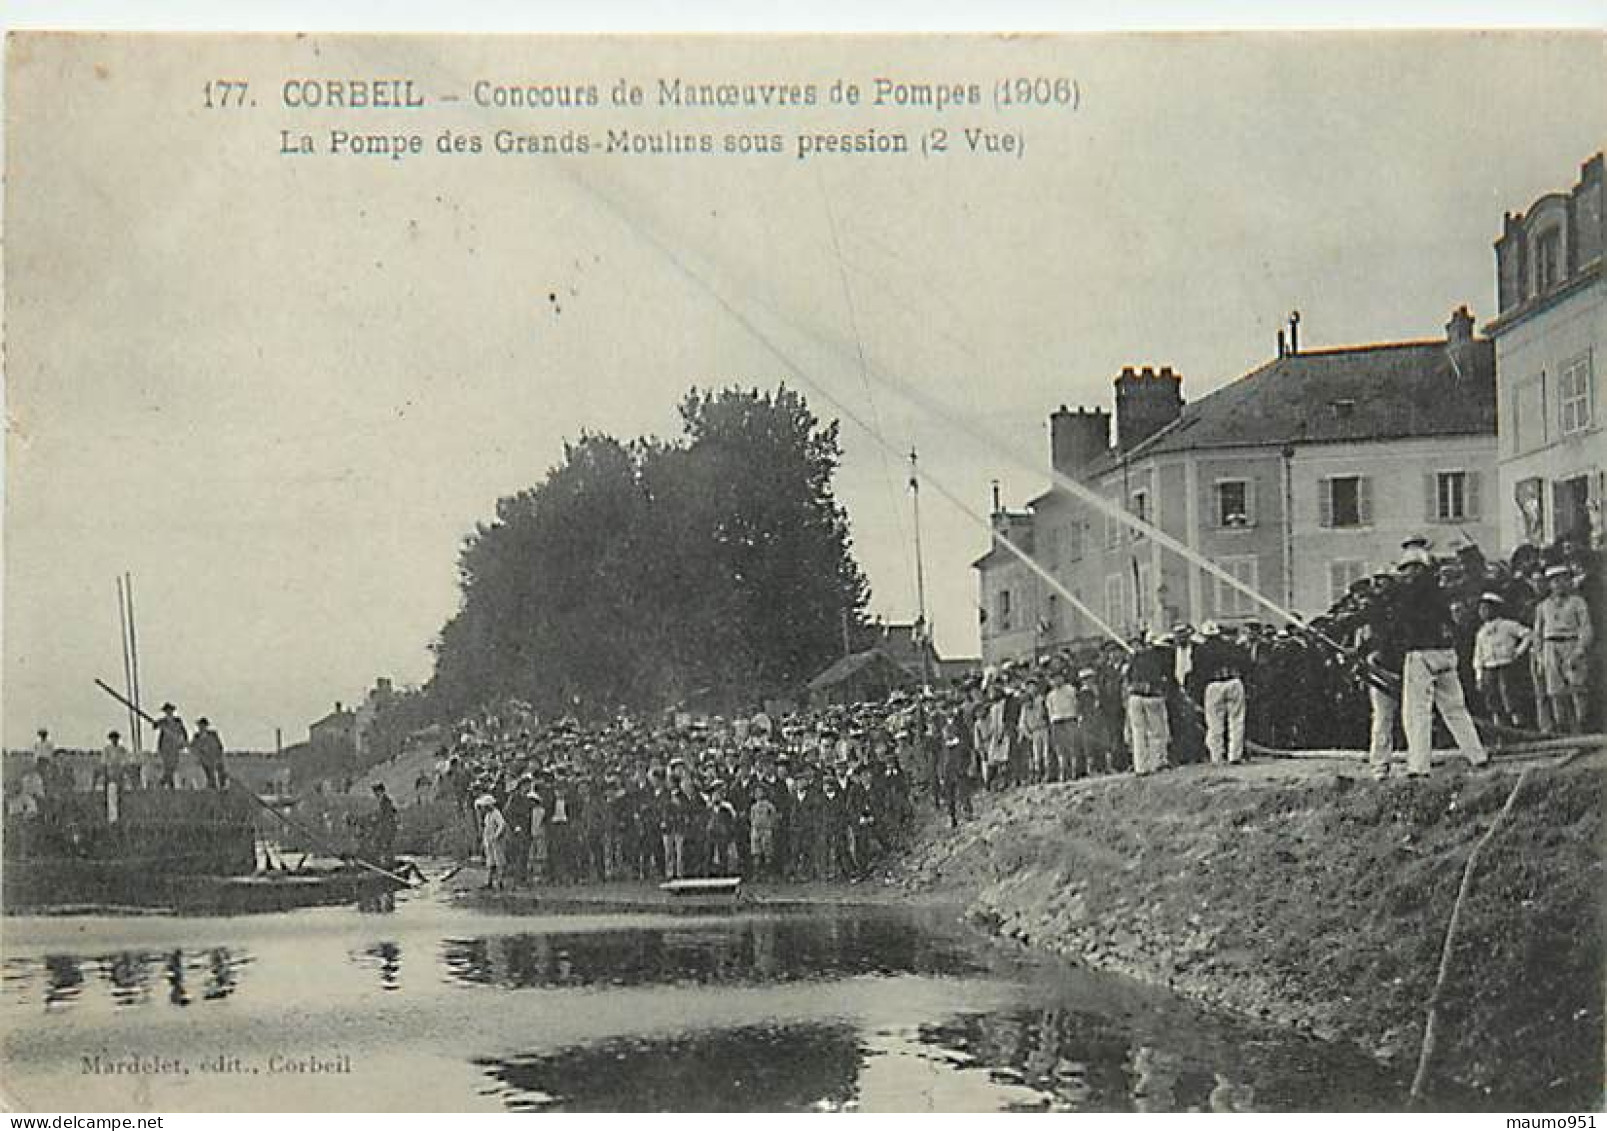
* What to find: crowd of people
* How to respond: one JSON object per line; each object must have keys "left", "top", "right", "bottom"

{"left": 11, "top": 531, "right": 1595, "bottom": 884}
{"left": 438, "top": 709, "right": 919, "bottom": 890}
{"left": 426, "top": 529, "right": 1598, "bottom": 888}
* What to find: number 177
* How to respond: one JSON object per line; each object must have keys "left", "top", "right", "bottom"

{"left": 203, "top": 80, "right": 249, "bottom": 109}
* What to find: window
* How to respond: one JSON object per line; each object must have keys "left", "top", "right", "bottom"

{"left": 1554, "top": 475, "right": 1592, "bottom": 542}
{"left": 1041, "top": 594, "right": 1058, "bottom": 636}
{"left": 1430, "top": 470, "right": 1480, "bottom": 522}
{"left": 1105, "top": 575, "right": 1125, "bottom": 630}
{"left": 1135, "top": 563, "right": 1152, "bottom": 622}
{"left": 1320, "top": 475, "right": 1372, "bottom": 528}
{"left": 1129, "top": 490, "right": 1150, "bottom": 540}
{"left": 1215, "top": 479, "right": 1254, "bottom": 528}
{"left": 1515, "top": 476, "right": 1546, "bottom": 543}
{"left": 997, "top": 589, "right": 1012, "bottom": 631}
{"left": 1559, "top": 353, "right": 1594, "bottom": 435}
{"left": 1043, "top": 525, "right": 1062, "bottom": 569}
{"left": 1329, "top": 559, "right": 1369, "bottom": 604}
{"left": 1536, "top": 228, "right": 1563, "bottom": 292}
{"left": 1103, "top": 504, "right": 1120, "bottom": 549}
{"left": 1512, "top": 374, "right": 1548, "bottom": 455}
{"left": 1214, "top": 556, "right": 1259, "bottom": 618}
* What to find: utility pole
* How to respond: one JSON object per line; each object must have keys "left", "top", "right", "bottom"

{"left": 910, "top": 447, "right": 934, "bottom": 686}
{"left": 116, "top": 577, "right": 139, "bottom": 752}
{"left": 124, "top": 572, "right": 144, "bottom": 754}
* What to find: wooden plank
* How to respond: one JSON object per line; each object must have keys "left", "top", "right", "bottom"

{"left": 659, "top": 877, "right": 742, "bottom": 897}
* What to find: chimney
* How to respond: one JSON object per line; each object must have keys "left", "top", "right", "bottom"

{"left": 335, "top": 701, "right": 344, "bottom": 714}
{"left": 1288, "top": 310, "right": 1301, "bottom": 355}
{"left": 1113, "top": 364, "right": 1184, "bottom": 451}
{"left": 1446, "top": 304, "right": 1478, "bottom": 379}
{"left": 1446, "top": 304, "right": 1474, "bottom": 347}
{"left": 990, "top": 479, "right": 1002, "bottom": 516}
{"left": 1050, "top": 404, "right": 1111, "bottom": 480}
{"left": 1277, "top": 329, "right": 1287, "bottom": 358}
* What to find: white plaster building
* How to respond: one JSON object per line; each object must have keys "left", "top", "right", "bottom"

{"left": 1488, "top": 152, "right": 1604, "bottom": 551}
{"left": 976, "top": 313, "right": 1500, "bottom": 663}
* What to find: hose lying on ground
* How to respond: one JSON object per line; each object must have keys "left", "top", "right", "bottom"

{"left": 1406, "top": 745, "right": 1585, "bottom": 1106}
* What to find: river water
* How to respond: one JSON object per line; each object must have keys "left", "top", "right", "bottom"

{"left": 1, "top": 888, "right": 1402, "bottom": 1112}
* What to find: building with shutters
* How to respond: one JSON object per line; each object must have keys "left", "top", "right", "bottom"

{"left": 1487, "top": 152, "right": 1604, "bottom": 551}
{"left": 975, "top": 310, "right": 1499, "bottom": 663}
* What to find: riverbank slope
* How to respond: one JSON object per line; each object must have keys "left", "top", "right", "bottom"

{"left": 892, "top": 751, "right": 1604, "bottom": 1110}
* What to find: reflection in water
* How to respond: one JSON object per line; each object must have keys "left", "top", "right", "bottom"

{"left": 476, "top": 1000, "right": 1393, "bottom": 1113}
{"left": 165, "top": 950, "right": 190, "bottom": 1007}
{"left": 42, "top": 955, "right": 84, "bottom": 1008}
{"left": 350, "top": 942, "right": 402, "bottom": 991}
{"left": 4, "top": 949, "right": 251, "bottom": 1012}
{"left": 204, "top": 948, "right": 241, "bottom": 1001}
{"left": 2, "top": 908, "right": 1407, "bottom": 1111}
{"left": 440, "top": 913, "right": 983, "bottom": 992}
{"left": 103, "top": 952, "right": 152, "bottom": 1008}
{"left": 477, "top": 1022, "right": 864, "bottom": 1112}
{"left": 910, "top": 1007, "right": 1392, "bottom": 1112}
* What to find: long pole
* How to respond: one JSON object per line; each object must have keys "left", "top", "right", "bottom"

{"left": 116, "top": 577, "right": 140, "bottom": 751}
{"left": 125, "top": 572, "right": 145, "bottom": 754}
{"left": 909, "top": 447, "right": 937, "bottom": 686}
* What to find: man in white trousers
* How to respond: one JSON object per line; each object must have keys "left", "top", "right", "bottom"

{"left": 1391, "top": 547, "right": 1489, "bottom": 777}
{"left": 1193, "top": 622, "right": 1250, "bottom": 764}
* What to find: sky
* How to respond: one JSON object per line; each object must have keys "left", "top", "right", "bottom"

{"left": 4, "top": 31, "right": 1604, "bottom": 750}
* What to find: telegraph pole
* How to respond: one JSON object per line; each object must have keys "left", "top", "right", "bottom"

{"left": 909, "top": 447, "right": 934, "bottom": 685}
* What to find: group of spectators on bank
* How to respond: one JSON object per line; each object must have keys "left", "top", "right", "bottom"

{"left": 420, "top": 529, "right": 1598, "bottom": 887}
{"left": 436, "top": 708, "right": 919, "bottom": 890}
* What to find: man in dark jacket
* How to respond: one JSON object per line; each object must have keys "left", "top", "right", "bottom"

{"left": 1125, "top": 632, "right": 1174, "bottom": 775}
{"left": 503, "top": 776, "right": 535, "bottom": 885}
{"left": 191, "top": 717, "right": 228, "bottom": 790}
{"left": 1388, "top": 547, "right": 1488, "bottom": 777}
{"left": 152, "top": 703, "right": 188, "bottom": 790}
{"left": 367, "top": 783, "right": 399, "bottom": 867}
{"left": 1193, "top": 624, "right": 1251, "bottom": 765}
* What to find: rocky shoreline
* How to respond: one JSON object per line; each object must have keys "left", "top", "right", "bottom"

{"left": 890, "top": 751, "right": 1605, "bottom": 1110}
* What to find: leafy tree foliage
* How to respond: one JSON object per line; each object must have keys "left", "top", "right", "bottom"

{"left": 426, "top": 385, "right": 870, "bottom": 720}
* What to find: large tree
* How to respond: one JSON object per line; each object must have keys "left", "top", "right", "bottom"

{"left": 426, "top": 385, "right": 869, "bottom": 720}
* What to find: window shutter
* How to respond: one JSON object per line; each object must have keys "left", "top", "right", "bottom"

{"left": 1425, "top": 472, "right": 1439, "bottom": 523}
{"left": 1318, "top": 478, "right": 1333, "bottom": 528}
{"left": 1358, "top": 477, "right": 1374, "bottom": 525}
{"left": 1465, "top": 471, "right": 1482, "bottom": 520}
{"left": 1245, "top": 479, "right": 1257, "bottom": 526}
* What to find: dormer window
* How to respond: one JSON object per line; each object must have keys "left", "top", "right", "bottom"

{"left": 1536, "top": 227, "right": 1563, "bottom": 292}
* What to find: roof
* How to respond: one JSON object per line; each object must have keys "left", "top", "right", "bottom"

{"left": 867, "top": 622, "right": 929, "bottom": 668}
{"left": 969, "top": 511, "right": 1036, "bottom": 569}
{"left": 1077, "top": 338, "right": 1496, "bottom": 480}
{"left": 807, "top": 649, "right": 912, "bottom": 691}
{"left": 309, "top": 707, "right": 355, "bottom": 733}
{"left": 936, "top": 657, "right": 981, "bottom": 681}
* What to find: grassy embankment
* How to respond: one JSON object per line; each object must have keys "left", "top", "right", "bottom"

{"left": 892, "top": 752, "right": 1604, "bottom": 1110}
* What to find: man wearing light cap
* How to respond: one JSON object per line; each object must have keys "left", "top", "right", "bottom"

{"left": 1390, "top": 546, "right": 1488, "bottom": 776}
{"left": 1124, "top": 630, "right": 1173, "bottom": 776}
{"left": 1045, "top": 668, "right": 1080, "bottom": 781}
{"left": 1472, "top": 592, "right": 1533, "bottom": 729}
{"left": 1532, "top": 564, "right": 1593, "bottom": 734}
